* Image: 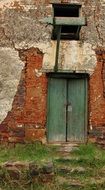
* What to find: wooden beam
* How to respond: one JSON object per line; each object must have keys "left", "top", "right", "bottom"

{"left": 40, "top": 17, "right": 86, "bottom": 26}
{"left": 54, "top": 26, "right": 61, "bottom": 72}
{"left": 75, "top": 26, "right": 81, "bottom": 39}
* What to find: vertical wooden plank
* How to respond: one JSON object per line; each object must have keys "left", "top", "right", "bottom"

{"left": 67, "top": 78, "right": 86, "bottom": 142}
{"left": 47, "top": 78, "right": 66, "bottom": 142}
{"left": 54, "top": 25, "right": 62, "bottom": 72}
{"left": 84, "top": 78, "right": 88, "bottom": 142}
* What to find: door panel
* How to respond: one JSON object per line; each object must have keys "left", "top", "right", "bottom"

{"left": 47, "top": 78, "right": 67, "bottom": 142}
{"left": 47, "top": 76, "right": 87, "bottom": 143}
{"left": 67, "top": 79, "right": 86, "bottom": 142}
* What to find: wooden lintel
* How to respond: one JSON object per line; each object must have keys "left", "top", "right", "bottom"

{"left": 40, "top": 17, "right": 86, "bottom": 26}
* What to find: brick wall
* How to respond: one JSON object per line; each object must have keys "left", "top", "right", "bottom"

{"left": 0, "top": 48, "right": 48, "bottom": 143}
{"left": 0, "top": 47, "right": 105, "bottom": 144}
{"left": 89, "top": 49, "right": 105, "bottom": 144}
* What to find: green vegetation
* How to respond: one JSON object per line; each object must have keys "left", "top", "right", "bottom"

{"left": 1, "top": 143, "right": 105, "bottom": 189}
{"left": 0, "top": 142, "right": 57, "bottom": 163}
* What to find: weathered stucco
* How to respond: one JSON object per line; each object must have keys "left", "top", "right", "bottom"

{"left": 42, "top": 41, "right": 97, "bottom": 74}
{"left": 0, "top": 0, "right": 105, "bottom": 48}
{"left": 0, "top": 48, "right": 24, "bottom": 123}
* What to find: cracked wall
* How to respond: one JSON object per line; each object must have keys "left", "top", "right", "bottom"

{"left": 0, "top": 48, "right": 24, "bottom": 123}
{"left": 1, "top": 48, "right": 47, "bottom": 143}
{"left": 0, "top": 0, "right": 105, "bottom": 143}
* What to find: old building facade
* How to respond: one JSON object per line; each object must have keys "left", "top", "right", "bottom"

{"left": 0, "top": 0, "right": 105, "bottom": 144}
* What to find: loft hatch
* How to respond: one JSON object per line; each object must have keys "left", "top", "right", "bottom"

{"left": 40, "top": 3, "right": 86, "bottom": 40}
{"left": 52, "top": 3, "right": 82, "bottom": 40}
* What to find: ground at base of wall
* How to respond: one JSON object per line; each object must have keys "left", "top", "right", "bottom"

{"left": 0, "top": 143, "right": 105, "bottom": 190}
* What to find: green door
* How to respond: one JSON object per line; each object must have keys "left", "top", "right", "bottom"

{"left": 47, "top": 78, "right": 67, "bottom": 142}
{"left": 47, "top": 76, "right": 87, "bottom": 143}
{"left": 67, "top": 79, "right": 86, "bottom": 142}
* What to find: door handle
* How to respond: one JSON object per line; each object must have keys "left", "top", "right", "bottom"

{"left": 64, "top": 103, "right": 72, "bottom": 112}
{"left": 67, "top": 103, "right": 72, "bottom": 112}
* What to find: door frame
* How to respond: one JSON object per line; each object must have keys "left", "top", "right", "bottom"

{"left": 46, "top": 73, "right": 89, "bottom": 144}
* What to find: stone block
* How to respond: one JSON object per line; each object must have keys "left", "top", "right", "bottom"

{"left": 29, "top": 163, "right": 39, "bottom": 177}
{"left": 41, "top": 162, "right": 54, "bottom": 174}
{"left": 5, "top": 167, "right": 20, "bottom": 180}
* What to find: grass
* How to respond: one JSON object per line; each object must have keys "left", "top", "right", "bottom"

{"left": 0, "top": 142, "right": 57, "bottom": 163}
{"left": 1, "top": 143, "right": 105, "bottom": 189}
{"left": 72, "top": 143, "right": 105, "bottom": 168}
{"left": 55, "top": 143, "right": 105, "bottom": 168}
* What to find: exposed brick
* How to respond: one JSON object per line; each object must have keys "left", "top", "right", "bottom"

{"left": 9, "top": 127, "right": 25, "bottom": 138}
{"left": 8, "top": 137, "right": 25, "bottom": 143}
{"left": 89, "top": 49, "right": 105, "bottom": 143}
{"left": 0, "top": 48, "right": 48, "bottom": 143}
{"left": 0, "top": 124, "right": 8, "bottom": 132}
{"left": 25, "top": 128, "right": 45, "bottom": 142}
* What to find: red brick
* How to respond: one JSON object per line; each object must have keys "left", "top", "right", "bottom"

{"left": 25, "top": 128, "right": 45, "bottom": 142}
{"left": 89, "top": 49, "right": 105, "bottom": 128}
{"left": 0, "top": 48, "right": 48, "bottom": 143}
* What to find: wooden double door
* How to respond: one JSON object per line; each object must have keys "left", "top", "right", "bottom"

{"left": 47, "top": 74, "right": 88, "bottom": 143}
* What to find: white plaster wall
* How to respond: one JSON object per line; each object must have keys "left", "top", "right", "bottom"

{"left": 0, "top": 48, "right": 24, "bottom": 123}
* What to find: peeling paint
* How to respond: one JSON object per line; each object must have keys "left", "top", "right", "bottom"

{"left": 16, "top": 41, "right": 97, "bottom": 74}
{"left": 15, "top": 41, "right": 96, "bottom": 75}
{"left": 15, "top": 40, "right": 97, "bottom": 75}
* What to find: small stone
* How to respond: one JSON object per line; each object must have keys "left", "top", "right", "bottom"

{"left": 39, "top": 174, "right": 54, "bottom": 183}
{"left": 71, "top": 167, "right": 86, "bottom": 174}
{"left": 29, "top": 162, "right": 39, "bottom": 177}
{"left": 63, "top": 182, "right": 84, "bottom": 189}
{"left": 57, "top": 168, "right": 71, "bottom": 175}
{"left": 4, "top": 161, "right": 15, "bottom": 167}
{"left": 14, "top": 161, "right": 29, "bottom": 170}
{"left": 41, "top": 162, "right": 54, "bottom": 174}
{"left": 58, "top": 145, "right": 79, "bottom": 153}
{"left": 6, "top": 167, "right": 20, "bottom": 180}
